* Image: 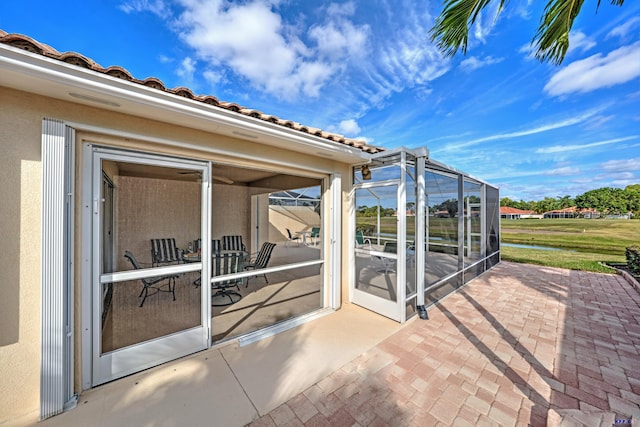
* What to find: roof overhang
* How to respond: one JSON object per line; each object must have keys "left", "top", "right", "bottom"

{"left": 0, "top": 43, "right": 371, "bottom": 164}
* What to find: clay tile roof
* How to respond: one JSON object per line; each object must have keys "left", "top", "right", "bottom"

{"left": 500, "top": 207, "right": 535, "bottom": 214}
{"left": 0, "top": 31, "right": 384, "bottom": 154}
{"left": 105, "top": 66, "right": 134, "bottom": 81}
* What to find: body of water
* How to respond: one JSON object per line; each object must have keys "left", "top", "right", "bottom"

{"left": 502, "top": 243, "right": 563, "bottom": 251}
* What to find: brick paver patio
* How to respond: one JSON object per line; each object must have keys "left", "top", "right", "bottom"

{"left": 250, "top": 261, "right": 640, "bottom": 426}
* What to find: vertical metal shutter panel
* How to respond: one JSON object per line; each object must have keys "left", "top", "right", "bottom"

{"left": 40, "top": 118, "right": 76, "bottom": 419}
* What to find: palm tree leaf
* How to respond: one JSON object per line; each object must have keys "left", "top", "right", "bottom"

{"left": 534, "top": 0, "right": 624, "bottom": 64}
{"left": 429, "top": 0, "right": 507, "bottom": 57}
{"left": 533, "top": 0, "right": 585, "bottom": 64}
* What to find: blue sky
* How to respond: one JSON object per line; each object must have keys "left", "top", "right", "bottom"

{"left": 2, "top": 0, "right": 639, "bottom": 201}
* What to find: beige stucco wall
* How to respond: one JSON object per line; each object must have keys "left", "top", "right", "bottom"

{"left": 0, "top": 88, "right": 43, "bottom": 421}
{"left": 0, "top": 85, "right": 356, "bottom": 423}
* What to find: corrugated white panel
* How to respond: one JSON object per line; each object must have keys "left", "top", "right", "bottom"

{"left": 40, "top": 118, "right": 75, "bottom": 419}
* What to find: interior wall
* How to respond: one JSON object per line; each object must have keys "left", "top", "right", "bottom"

{"left": 212, "top": 183, "right": 251, "bottom": 252}
{"left": 117, "top": 176, "right": 201, "bottom": 269}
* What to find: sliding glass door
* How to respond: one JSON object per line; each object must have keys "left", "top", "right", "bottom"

{"left": 86, "top": 145, "right": 211, "bottom": 385}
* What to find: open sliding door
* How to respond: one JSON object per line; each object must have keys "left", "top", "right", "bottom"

{"left": 352, "top": 182, "right": 405, "bottom": 321}
{"left": 84, "top": 145, "right": 211, "bottom": 386}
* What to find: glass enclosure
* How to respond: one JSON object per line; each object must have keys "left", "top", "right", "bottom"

{"left": 352, "top": 147, "right": 500, "bottom": 322}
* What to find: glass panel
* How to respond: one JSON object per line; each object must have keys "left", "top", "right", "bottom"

{"left": 100, "top": 160, "right": 202, "bottom": 353}
{"left": 405, "top": 296, "right": 417, "bottom": 320}
{"left": 463, "top": 261, "right": 484, "bottom": 284}
{"left": 464, "top": 180, "right": 482, "bottom": 266}
{"left": 355, "top": 185, "right": 399, "bottom": 301}
{"left": 406, "top": 176, "right": 416, "bottom": 298}
{"left": 210, "top": 164, "right": 324, "bottom": 342}
{"left": 211, "top": 260, "right": 322, "bottom": 341}
{"left": 425, "top": 171, "right": 459, "bottom": 286}
{"left": 486, "top": 185, "right": 500, "bottom": 255}
{"left": 425, "top": 272, "right": 463, "bottom": 306}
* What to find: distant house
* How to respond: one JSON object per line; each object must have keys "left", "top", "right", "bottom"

{"left": 500, "top": 207, "right": 541, "bottom": 219}
{"left": 543, "top": 207, "right": 602, "bottom": 219}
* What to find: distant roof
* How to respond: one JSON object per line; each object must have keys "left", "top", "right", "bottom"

{"left": 0, "top": 30, "right": 384, "bottom": 154}
{"left": 500, "top": 206, "right": 535, "bottom": 214}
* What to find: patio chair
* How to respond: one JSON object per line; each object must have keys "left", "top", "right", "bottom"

{"left": 222, "top": 235, "right": 246, "bottom": 252}
{"left": 310, "top": 227, "right": 320, "bottom": 246}
{"left": 244, "top": 242, "right": 277, "bottom": 285}
{"left": 124, "top": 251, "right": 177, "bottom": 307}
{"left": 211, "top": 253, "right": 243, "bottom": 306}
{"left": 151, "top": 238, "right": 183, "bottom": 267}
{"left": 372, "top": 242, "right": 397, "bottom": 274}
{"left": 191, "top": 238, "right": 223, "bottom": 254}
{"left": 285, "top": 228, "right": 301, "bottom": 247}
{"left": 355, "top": 230, "right": 371, "bottom": 249}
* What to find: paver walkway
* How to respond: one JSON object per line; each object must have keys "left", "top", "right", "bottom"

{"left": 250, "top": 262, "right": 640, "bottom": 426}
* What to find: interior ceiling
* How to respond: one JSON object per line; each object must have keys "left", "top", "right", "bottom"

{"left": 113, "top": 161, "right": 319, "bottom": 191}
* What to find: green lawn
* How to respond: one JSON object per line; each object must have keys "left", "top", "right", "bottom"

{"left": 356, "top": 216, "right": 638, "bottom": 272}
{"left": 501, "top": 218, "right": 638, "bottom": 272}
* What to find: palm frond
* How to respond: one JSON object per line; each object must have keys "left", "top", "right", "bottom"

{"left": 429, "top": 0, "right": 507, "bottom": 57}
{"left": 533, "top": 0, "right": 585, "bottom": 65}
{"left": 534, "top": 0, "right": 624, "bottom": 64}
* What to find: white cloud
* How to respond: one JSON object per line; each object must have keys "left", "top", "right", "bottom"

{"left": 535, "top": 136, "right": 639, "bottom": 154}
{"left": 438, "top": 107, "right": 606, "bottom": 151}
{"left": 545, "top": 166, "right": 580, "bottom": 176}
{"left": 459, "top": 55, "right": 504, "bottom": 72}
{"left": 544, "top": 42, "right": 640, "bottom": 97}
{"left": 337, "top": 119, "right": 361, "bottom": 136}
{"left": 176, "top": 56, "right": 196, "bottom": 83}
{"left": 600, "top": 157, "right": 640, "bottom": 172}
{"left": 607, "top": 16, "right": 640, "bottom": 41}
{"left": 174, "top": 0, "right": 370, "bottom": 99}
{"left": 119, "top": 0, "right": 169, "bottom": 16}
{"left": 566, "top": 31, "right": 596, "bottom": 56}
{"left": 471, "top": 0, "right": 502, "bottom": 45}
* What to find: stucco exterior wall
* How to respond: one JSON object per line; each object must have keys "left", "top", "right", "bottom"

{"left": 0, "top": 88, "right": 43, "bottom": 422}
{"left": 0, "top": 85, "right": 356, "bottom": 423}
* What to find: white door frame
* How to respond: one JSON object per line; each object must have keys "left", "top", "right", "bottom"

{"left": 350, "top": 179, "right": 406, "bottom": 322}
{"left": 81, "top": 144, "right": 211, "bottom": 387}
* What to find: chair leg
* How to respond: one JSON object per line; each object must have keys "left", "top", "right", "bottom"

{"left": 171, "top": 277, "right": 176, "bottom": 301}
{"left": 139, "top": 286, "right": 148, "bottom": 307}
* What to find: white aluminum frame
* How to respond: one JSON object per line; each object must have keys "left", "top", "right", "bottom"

{"left": 82, "top": 144, "right": 211, "bottom": 386}
{"left": 40, "top": 118, "right": 77, "bottom": 419}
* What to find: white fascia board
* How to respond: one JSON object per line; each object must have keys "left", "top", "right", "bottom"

{"left": 0, "top": 44, "right": 371, "bottom": 164}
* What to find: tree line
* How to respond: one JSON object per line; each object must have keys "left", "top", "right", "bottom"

{"left": 501, "top": 185, "right": 640, "bottom": 216}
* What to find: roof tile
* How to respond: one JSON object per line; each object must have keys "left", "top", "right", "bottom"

{"left": 0, "top": 31, "right": 383, "bottom": 154}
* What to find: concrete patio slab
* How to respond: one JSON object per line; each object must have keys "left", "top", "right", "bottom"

{"left": 221, "top": 304, "right": 402, "bottom": 415}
